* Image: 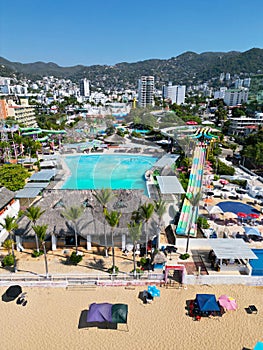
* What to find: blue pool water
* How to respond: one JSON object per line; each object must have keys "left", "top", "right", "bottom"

{"left": 250, "top": 249, "right": 263, "bottom": 276}
{"left": 61, "top": 154, "right": 157, "bottom": 190}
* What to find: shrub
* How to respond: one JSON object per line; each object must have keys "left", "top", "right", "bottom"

{"left": 108, "top": 265, "right": 119, "bottom": 274}
{"left": 130, "top": 268, "right": 143, "bottom": 275}
{"left": 198, "top": 216, "right": 210, "bottom": 229}
{"left": 2, "top": 254, "right": 14, "bottom": 267}
{"left": 179, "top": 253, "right": 190, "bottom": 260}
{"left": 31, "top": 250, "right": 44, "bottom": 258}
{"left": 69, "top": 251, "right": 83, "bottom": 265}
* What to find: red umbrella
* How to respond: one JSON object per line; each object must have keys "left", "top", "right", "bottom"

{"left": 220, "top": 179, "right": 229, "bottom": 185}
{"left": 248, "top": 213, "right": 260, "bottom": 219}
{"left": 237, "top": 212, "right": 247, "bottom": 218}
{"left": 186, "top": 121, "right": 198, "bottom": 125}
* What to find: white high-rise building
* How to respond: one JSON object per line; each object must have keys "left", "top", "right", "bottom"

{"left": 162, "top": 82, "right": 186, "bottom": 105}
{"left": 79, "top": 78, "right": 90, "bottom": 97}
{"left": 223, "top": 89, "right": 249, "bottom": 106}
{"left": 138, "top": 76, "right": 155, "bottom": 107}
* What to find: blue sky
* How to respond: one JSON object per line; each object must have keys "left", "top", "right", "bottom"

{"left": 1, "top": 0, "right": 262, "bottom": 67}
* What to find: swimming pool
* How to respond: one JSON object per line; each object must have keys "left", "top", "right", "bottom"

{"left": 61, "top": 154, "right": 157, "bottom": 190}
{"left": 250, "top": 249, "right": 263, "bottom": 276}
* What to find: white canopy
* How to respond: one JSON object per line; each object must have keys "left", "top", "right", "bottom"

{"left": 156, "top": 176, "right": 185, "bottom": 194}
{"left": 209, "top": 239, "right": 258, "bottom": 260}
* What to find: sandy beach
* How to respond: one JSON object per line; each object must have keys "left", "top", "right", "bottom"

{"left": 1, "top": 284, "right": 262, "bottom": 350}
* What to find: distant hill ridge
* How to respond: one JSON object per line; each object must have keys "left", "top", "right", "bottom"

{"left": 0, "top": 48, "right": 262, "bottom": 89}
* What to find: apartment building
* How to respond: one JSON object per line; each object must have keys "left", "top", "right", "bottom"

{"left": 162, "top": 82, "right": 186, "bottom": 105}
{"left": 223, "top": 89, "right": 249, "bottom": 106}
{"left": 79, "top": 78, "right": 90, "bottom": 97}
{"left": 138, "top": 76, "right": 155, "bottom": 107}
{"left": 228, "top": 113, "right": 263, "bottom": 135}
{"left": 0, "top": 98, "right": 38, "bottom": 128}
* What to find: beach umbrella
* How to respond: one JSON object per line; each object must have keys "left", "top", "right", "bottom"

{"left": 186, "top": 121, "right": 198, "bottom": 125}
{"left": 237, "top": 212, "right": 247, "bottom": 219}
{"left": 5, "top": 285, "right": 22, "bottom": 300}
{"left": 248, "top": 213, "right": 260, "bottom": 219}
{"left": 218, "top": 295, "right": 237, "bottom": 311}
{"left": 223, "top": 212, "right": 238, "bottom": 219}
{"left": 254, "top": 342, "right": 263, "bottom": 350}
{"left": 220, "top": 179, "right": 229, "bottom": 185}
{"left": 207, "top": 205, "right": 224, "bottom": 215}
{"left": 204, "top": 197, "right": 214, "bottom": 204}
{"left": 244, "top": 226, "right": 261, "bottom": 237}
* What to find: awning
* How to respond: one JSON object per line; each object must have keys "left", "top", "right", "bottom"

{"left": 156, "top": 176, "right": 185, "bottom": 194}
{"left": 29, "top": 170, "right": 56, "bottom": 182}
{"left": 153, "top": 154, "right": 180, "bottom": 167}
{"left": 15, "top": 187, "right": 43, "bottom": 198}
{"left": 209, "top": 239, "right": 258, "bottom": 260}
{"left": 24, "top": 182, "right": 49, "bottom": 189}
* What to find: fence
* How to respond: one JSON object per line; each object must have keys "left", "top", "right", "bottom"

{"left": 0, "top": 271, "right": 164, "bottom": 287}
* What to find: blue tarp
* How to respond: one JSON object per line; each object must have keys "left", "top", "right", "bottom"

{"left": 196, "top": 294, "right": 220, "bottom": 312}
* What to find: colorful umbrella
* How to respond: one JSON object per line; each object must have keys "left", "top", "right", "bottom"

{"left": 186, "top": 120, "right": 198, "bottom": 125}
{"left": 237, "top": 212, "right": 247, "bottom": 218}
{"left": 204, "top": 197, "right": 214, "bottom": 204}
{"left": 218, "top": 295, "right": 237, "bottom": 311}
{"left": 248, "top": 213, "right": 260, "bottom": 219}
{"left": 220, "top": 179, "right": 229, "bottom": 185}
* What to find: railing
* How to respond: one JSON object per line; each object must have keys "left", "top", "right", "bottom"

{"left": 0, "top": 271, "right": 164, "bottom": 287}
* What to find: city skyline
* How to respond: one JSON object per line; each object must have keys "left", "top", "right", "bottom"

{"left": 1, "top": 0, "right": 263, "bottom": 67}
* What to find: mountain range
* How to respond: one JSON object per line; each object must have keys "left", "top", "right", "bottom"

{"left": 0, "top": 48, "right": 263, "bottom": 89}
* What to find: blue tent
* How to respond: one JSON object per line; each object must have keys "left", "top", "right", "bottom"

{"left": 196, "top": 294, "right": 220, "bottom": 312}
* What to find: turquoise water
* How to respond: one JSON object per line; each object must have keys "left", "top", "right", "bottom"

{"left": 61, "top": 154, "right": 157, "bottom": 190}
{"left": 251, "top": 249, "right": 263, "bottom": 276}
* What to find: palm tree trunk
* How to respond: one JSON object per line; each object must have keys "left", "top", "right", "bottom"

{"left": 104, "top": 218, "right": 108, "bottom": 258}
{"left": 35, "top": 234, "right": 40, "bottom": 253}
{"left": 145, "top": 222, "right": 148, "bottom": 257}
{"left": 42, "top": 242, "right": 49, "bottom": 278}
{"left": 74, "top": 224, "right": 78, "bottom": 253}
{"left": 133, "top": 244, "right": 136, "bottom": 278}
{"left": 111, "top": 229, "right": 115, "bottom": 274}
{"left": 11, "top": 237, "right": 17, "bottom": 273}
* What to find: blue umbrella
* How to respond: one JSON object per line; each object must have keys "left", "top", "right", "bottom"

{"left": 254, "top": 342, "right": 263, "bottom": 350}
{"left": 244, "top": 227, "right": 261, "bottom": 237}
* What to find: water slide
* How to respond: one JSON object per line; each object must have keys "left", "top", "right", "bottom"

{"left": 20, "top": 127, "right": 66, "bottom": 138}
{"left": 176, "top": 142, "right": 207, "bottom": 237}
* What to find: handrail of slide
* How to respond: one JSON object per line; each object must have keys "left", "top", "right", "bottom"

{"left": 176, "top": 143, "right": 206, "bottom": 236}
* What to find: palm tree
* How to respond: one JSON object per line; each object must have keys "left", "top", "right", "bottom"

{"left": 185, "top": 191, "right": 202, "bottom": 253}
{"left": 104, "top": 209, "right": 121, "bottom": 274}
{"left": 139, "top": 202, "right": 155, "bottom": 257}
{"left": 2, "top": 238, "right": 14, "bottom": 254}
{"left": 61, "top": 205, "right": 84, "bottom": 253}
{"left": 0, "top": 216, "right": 18, "bottom": 272}
{"left": 32, "top": 225, "right": 49, "bottom": 278}
{"left": 25, "top": 206, "right": 45, "bottom": 253}
{"left": 154, "top": 199, "right": 167, "bottom": 249}
{"left": 127, "top": 221, "right": 142, "bottom": 277}
{"left": 93, "top": 189, "right": 115, "bottom": 257}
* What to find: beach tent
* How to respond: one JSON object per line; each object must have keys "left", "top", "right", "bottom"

{"left": 87, "top": 303, "right": 128, "bottom": 324}
{"left": 195, "top": 294, "right": 220, "bottom": 312}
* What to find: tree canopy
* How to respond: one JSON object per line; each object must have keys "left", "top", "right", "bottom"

{"left": 0, "top": 164, "right": 29, "bottom": 191}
